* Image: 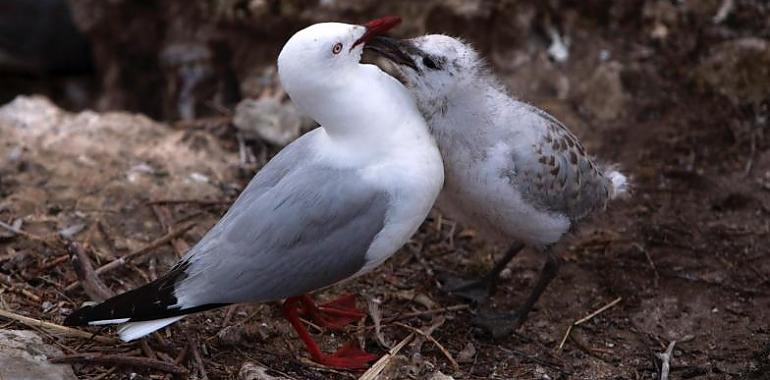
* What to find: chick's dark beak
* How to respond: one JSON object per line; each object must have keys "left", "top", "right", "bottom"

{"left": 364, "top": 36, "right": 418, "bottom": 71}
{"left": 351, "top": 16, "right": 402, "bottom": 50}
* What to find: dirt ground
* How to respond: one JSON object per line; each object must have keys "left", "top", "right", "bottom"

{"left": 1, "top": 1, "right": 769, "bottom": 379}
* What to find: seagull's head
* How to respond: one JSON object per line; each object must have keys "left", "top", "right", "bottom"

{"left": 367, "top": 34, "right": 483, "bottom": 117}
{"left": 277, "top": 17, "right": 402, "bottom": 102}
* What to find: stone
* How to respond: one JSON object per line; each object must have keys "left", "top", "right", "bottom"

{"left": 428, "top": 371, "right": 455, "bottom": 380}
{"left": 238, "top": 362, "right": 290, "bottom": 380}
{"left": 576, "top": 61, "right": 628, "bottom": 122}
{"left": 0, "top": 329, "right": 77, "bottom": 380}
{"left": 695, "top": 37, "right": 770, "bottom": 106}
{"left": 233, "top": 97, "right": 304, "bottom": 146}
{"left": 0, "top": 95, "right": 239, "bottom": 264}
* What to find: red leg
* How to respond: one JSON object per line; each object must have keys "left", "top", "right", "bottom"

{"left": 282, "top": 296, "right": 377, "bottom": 369}
{"left": 297, "top": 293, "right": 366, "bottom": 330}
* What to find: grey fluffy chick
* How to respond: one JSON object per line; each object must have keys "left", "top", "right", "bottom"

{"left": 369, "top": 34, "right": 628, "bottom": 338}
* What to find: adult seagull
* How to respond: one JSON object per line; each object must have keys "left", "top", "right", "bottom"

{"left": 368, "top": 34, "right": 627, "bottom": 337}
{"left": 64, "top": 18, "right": 444, "bottom": 369}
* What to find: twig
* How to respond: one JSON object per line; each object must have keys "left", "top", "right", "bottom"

{"left": 743, "top": 131, "right": 757, "bottom": 177}
{"left": 151, "top": 205, "right": 189, "bottom": 257}
{"left": 49, "top": 353, "right": 188, "bottom": 375}
{"left": 556, "top": 325, "right": 574, "bottom": 353}
{"left": 367, "top": 297, "right": 390, "bottom": 349}
{"left": 382, "top": 304, "right": 470, "bottom": 323}
{"left": 634, "top": 243, "right": 659, "bottom": 287}
{"left": 190, "top": 335, "right": 209, "bottom": 380}
{"left": 0, "top": 275, "right": 42, "bottom": 303}
{"left": 568, "top": 334, "right": 617, "bottom": 363}
{"left": 0, "top": 308, "right": 118, "bottom": 344}
{"left": 90, "top": 367, "right": 117, "bottom": 380}
{"left": 357, "top": 333, "right": 414, "bottom": 380}
{"left": 67, "top": 242, "right": 114, "bottom": 302}
{"left": 39, "top": 255, "right": 70, "bottom": 270}
{"left": 64, "top": 223, "right": 194, "bottom": 292}
{"left": 656, "top": 340, "right": 676, "bottom": 380}
{"left": 713, "top": 0, "right": 735, "bottom": 23}
{"left": 557, "top": 297, "right": 622, "bottom": 352}
{"left": 0, "top": 220, "right": 49, "bottom": 243}
{"left": 140, "top": 340, "right": 157, "bottom": 360}
{"left": 221, "top": 305, "right": 239, "bottom": 328}
{"left": 574, "top": 297, "right": 623, "bottom": 326}
{"left": 395, "top": 322, "right": 459, "bottom": 371}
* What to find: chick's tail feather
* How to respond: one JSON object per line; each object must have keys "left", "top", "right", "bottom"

{"left": 606, "top": 168, "right": 629, "bottom": 200}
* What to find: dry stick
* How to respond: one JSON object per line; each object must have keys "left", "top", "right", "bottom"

{"left": 0, "top": 220, "right": 47, "bottom": 242}
{"left": 64, "top": 223, "right": 194, "bottom": 292}
{"left": 66, "top": 241, "right": 115, "bottom": 302}
{"left": 151, "top": 205, "right": 189, "bottom": 257}
{"left": 0, "top": 275, "right": 42, "bottom": 303}
{"left": 656, "top": 340, "right": 676, "bottom": 380}
{"left": 49, "top": 353, "right": 188, "bottom": 375}
{"left": 39, "top": 255, "right": 70, "bottom": 270}
{"left": 634, "top": 243, "right": 659, "bottom": 287}
{"left": 395, "top": 322, "right": 459, "bottom": 371}
{"left": 357, "top": 333, "right": 415, "bottom": 380}
{"left": 367, "top": 298, "right": 389, "bottom": 349}
{"left": 140, "top": 340, "right": 157, "bottom": 360}
{"left": 556, "top": 297, "right": 623, "bottom": 352}
{"left": 190, "top": 335, "right": 209, "bottom": 380}
{"left": 0, "top": 308, "right": 118, "bottom": 344}
{"left": 90, "top": 367, "right": 117, "bottom": 380}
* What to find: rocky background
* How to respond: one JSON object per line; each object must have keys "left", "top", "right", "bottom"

{"left": 0, "top": 0, "right": 769, "bottom": 379}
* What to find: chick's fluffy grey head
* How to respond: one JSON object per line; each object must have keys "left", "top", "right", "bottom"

{"left": 394, "top": 34, "right": 484, "bottom": 116}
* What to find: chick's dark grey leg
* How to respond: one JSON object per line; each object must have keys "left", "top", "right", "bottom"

{"left": 473, "top": 251, "right": 561, "bottom": 339}
{"left": 439, "top": 242, "right": 525, "bottom": 304}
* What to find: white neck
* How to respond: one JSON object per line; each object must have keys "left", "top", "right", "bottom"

{"left": 289, "top": 64, "right": 433, "bottom": 158}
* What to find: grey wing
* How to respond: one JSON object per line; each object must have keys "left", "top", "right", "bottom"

{"left": 512, "top": 104, "right": 612, "bottom": 220}
{"left": 172, "top": 160, "right": 389, "bottom": 308}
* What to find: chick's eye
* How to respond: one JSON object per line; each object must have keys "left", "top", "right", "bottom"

{"left": 332, "top": 42, "right": 343, "bottom": 55}
{"left": 422, "top": 56, "right": 439, "bottom": 70}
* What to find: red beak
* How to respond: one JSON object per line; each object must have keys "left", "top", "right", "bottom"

{"left": 351, "top": 16, "right": 402, "bottom": 50}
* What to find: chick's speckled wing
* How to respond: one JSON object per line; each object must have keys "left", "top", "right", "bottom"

{"left": 508, "top": 104, "right": 612, "bottom": 221}
{"left": 172, "top": 132, "right": 390, "bottom": 308}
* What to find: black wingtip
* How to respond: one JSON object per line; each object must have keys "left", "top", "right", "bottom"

{"left": 63, "top": 262, "right": 188, "bottom": 325}
{"left": 63, "top": 304, "right": 96, "bottom": 326}
{"left": 63, "top": 261, "right": 229, "bottom": 326}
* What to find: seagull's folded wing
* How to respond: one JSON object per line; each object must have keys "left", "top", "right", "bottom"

{"left": 173, "top": 134, "right": 390, "bottom": 308}
{"left": 508, "top": 104, "right": 612, "bottom": 220}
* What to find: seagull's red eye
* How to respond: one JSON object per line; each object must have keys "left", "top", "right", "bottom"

{"left": 332, "top": 42, "right": 343, "bottom": 55}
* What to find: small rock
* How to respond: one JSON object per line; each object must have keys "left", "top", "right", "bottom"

{"left": 456, "top": 342, "right": 476, "bottom": 363}
{"left": 374, "top": 354, "right": 414, "bottom": 380}
{"left": 0, "top": 329, "right": 77, "bottom": 380}
{"left": 695, "top": 37, "right": 770, "bottom": 106}
{"left": 233, "top": 98, "right": 302, "bottom": 146}
{"left": 217, "top": 324, "right": 271, "bottom": 346}
{"left": 546, "top": 28, "right": 569, "bottom": 63}
{"left": 238, "top": 362, "right": 290, "bottom": 380}
{"left": 58, "top": 222, "right": 87, "bottom": 239}
{"left": 428, "top": 370, "right": 455, "bottom": 380}
{"left": 576, "top": 61, "right": 628, "bottom": 121}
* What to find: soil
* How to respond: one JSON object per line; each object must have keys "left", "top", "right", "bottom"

{"left": 1, "top": 1, "right": 769, "bottom": 379}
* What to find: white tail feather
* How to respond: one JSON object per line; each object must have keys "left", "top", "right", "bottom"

{"left": 607, "top": 170, "right": 628, "bottom": 199}
{"left": 117, "top": 316, "right": 185, "bottom": 342}
{"left": 88, "top": 318, "right": 130, "bottom": 326}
